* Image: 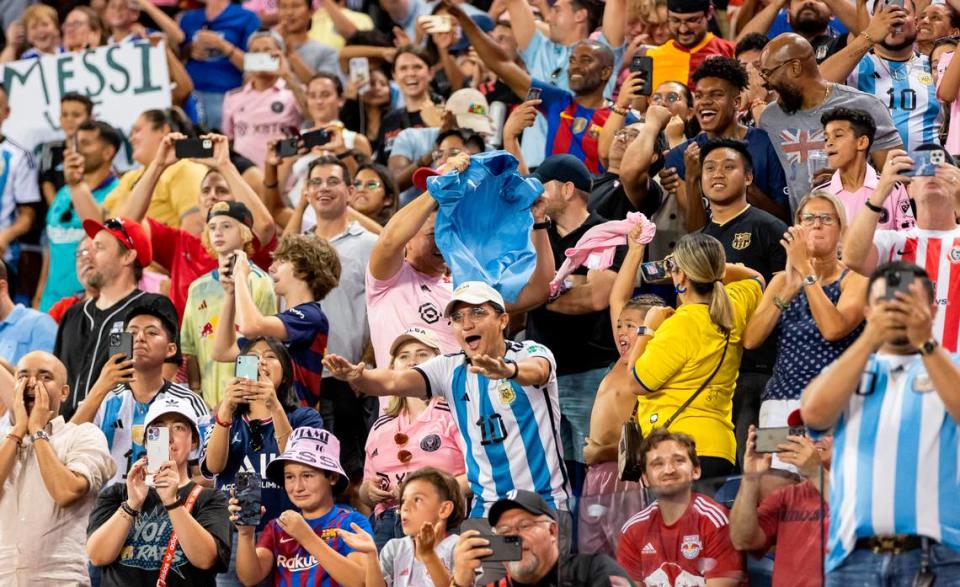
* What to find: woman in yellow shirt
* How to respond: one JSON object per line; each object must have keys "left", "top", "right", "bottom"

{"left": 632, "top": 233, "right": 764, "bottom": 479}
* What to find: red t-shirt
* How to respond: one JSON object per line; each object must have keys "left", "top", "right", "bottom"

{"left": 617, "top": 493, "right": 743, "bottom": 585}
{"left": 755, "top": 479, "right": 829, "bottom": 587}
{"left": 148, "top": 218, "right": 278, "bottom": 320}
{"left": 48, "top": 294, "right": 83, "bottom": 323}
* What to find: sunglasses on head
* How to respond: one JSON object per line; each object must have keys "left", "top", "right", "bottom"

{"left": 104, "top": 218, "right": 135, "bottom": 250}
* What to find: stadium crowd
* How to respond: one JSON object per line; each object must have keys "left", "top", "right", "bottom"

{"left": 0, "top": 0, "right": 959, "bottom": 584}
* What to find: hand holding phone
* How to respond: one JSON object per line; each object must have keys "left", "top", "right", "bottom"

{"left": 754, "top": 426, "right": 805, "bottom": 453}
{"left": 629, "top": 56, "right": 654, "bottom": 96}
{"left": 174, "top": 138, "right": 214, "bottom": 159}
{"left": 244, "top": 52, "right": 280, "bottom": 73}
{"left": 235, "top": 472, "right": 263, "bottom": 526}
{"left": 526, "top": 87, "right": 542, "bottom": 102}
{"left": 236, "top": 354, "right": 260, "bottom": 381}
{"left": 109, "top": 332, "right": 134, "bottom": 362}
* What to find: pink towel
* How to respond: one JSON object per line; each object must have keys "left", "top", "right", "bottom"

{"left": 549, "top": 212, "right": 657, "bottom": 297}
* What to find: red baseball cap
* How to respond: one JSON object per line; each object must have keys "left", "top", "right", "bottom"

{"left": 413, "top": 166, "right": 442, "bottom": 192}
{"left": 83, "top": 217, "right": 153, "bottom": 267}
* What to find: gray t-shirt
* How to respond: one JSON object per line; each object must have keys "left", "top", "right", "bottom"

{"left": 322, "top": 222, "right": 377, "bottom": 363}
{"left": 296, "top": 39, "right": 340, "bottom": 77}
{"left": 760, "top": 83, "right": 902, "bottom": 211}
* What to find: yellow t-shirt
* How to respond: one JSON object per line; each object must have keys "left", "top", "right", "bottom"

{"left": 309, "top": 8, "right": 374, "bottom": 51}
{"left": 103, "top": 160, "right": 208, "bottom": 227}
{"left": 633, "top": 279, "right": 763, "bottom": 463}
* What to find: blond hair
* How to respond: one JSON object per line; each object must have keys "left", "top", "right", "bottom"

{"left": 201, "top": 217, "right": 255, "bottom": 259}
{"left": 673, "top": 233, "right": 733, "bottom": 332}
{"left": 22, "top": 5, "right": 58, "bottom": 30}
{"left": 795, "top": 191, "right": 848, "bottom": 232}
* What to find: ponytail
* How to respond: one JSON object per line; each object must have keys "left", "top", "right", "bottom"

{"left": 708, "top": 280, "right": 734, "bottom": 333}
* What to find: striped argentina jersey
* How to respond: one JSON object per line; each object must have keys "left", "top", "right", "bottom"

{"left": 825, "top": 353, "right": 960, "bottom": 573}
{"left": 847, "top": 53, "right": 941, "bottom": 151}
{"left": 874, "top": 225, "right": 960, "bottom": 351}
{"left": 93, "top": 380, "right": 210, "bottom": 485}
{"left": 414, "top": 340, "right": 570, "bottom": 517}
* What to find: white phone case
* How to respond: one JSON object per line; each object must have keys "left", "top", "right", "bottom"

{"left": 145, "top": 427, "right": 170, "bottom": 485}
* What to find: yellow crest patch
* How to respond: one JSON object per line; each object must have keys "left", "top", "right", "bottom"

{"left": 731, "top": 232, "right": 752, "bottom": 250}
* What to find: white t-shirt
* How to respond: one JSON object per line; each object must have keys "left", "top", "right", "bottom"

{"left": 380, "top": 534, "right": 458, "bottom": 587}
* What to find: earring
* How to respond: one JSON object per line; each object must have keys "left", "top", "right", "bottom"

{"left": 674, "top": 285, "right": 687, "bottom": 295}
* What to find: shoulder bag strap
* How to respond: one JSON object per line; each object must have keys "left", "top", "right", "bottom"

{"left": 156, "top": 484, "right": 205, "bottom": 587}
{"left": 661, "top": 332, "right": 730, "bottom": 430}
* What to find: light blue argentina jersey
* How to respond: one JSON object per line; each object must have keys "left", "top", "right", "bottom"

{"left": 414, "top": 340, "right": 570, "bottom": 517}
{"left": 847, "top": 53, "right": 942, "bottom": 151}
{"left": 825, "top": 352, "right": 960, "bottom": 573}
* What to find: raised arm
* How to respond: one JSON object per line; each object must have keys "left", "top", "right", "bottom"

{"left": 735, "top": 0, "right": 787, "bottom": 42}
{"left": 499, "top": 0, "right": 537, "bottom": 50}
{"left": 819, "top": 8, "right": 899, "bottom": 83}
{"left": 938, "top": 44, "right": 960, "bottom": 103}
{"left": 506, "top": 196, "right": 554, "bottom": 313}
{"left": 446, "top": 0, "right": 532, "bottom": 97}
{"left": 729, "top": 426, "right": 774, "bottom": 551}
{"left": 620, "top": 105, "right": 672, "bottom": 210}
{"left": 115, "top": 133, "right": 185, "bottom": 224}
{"left": 743, "top": 273, "right": 789, "bottom": 349}
{"left": 610, "top": 226, "right": 646, "bottom": 333}
{"left": 601, "top": 0, "right": 627, "bottom": 47}
{"left": 322, "top": 354, "right": 429, "bottom": 397}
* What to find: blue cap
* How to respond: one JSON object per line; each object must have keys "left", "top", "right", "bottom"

{"left": 450, "top": 14, "right": 496, "bottom": 52}
{"left": 532, "top": 154, "right": 593, "bottom": 193}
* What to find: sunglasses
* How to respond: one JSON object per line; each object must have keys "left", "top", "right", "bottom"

{"left": 104, "top": 218, "right": 135, "bottom": 250}
{"left": 250, "top": 419, "right": 263, "bottom": 453}
{"left": 395, "top": 432, "right": 412, "bottom": 464}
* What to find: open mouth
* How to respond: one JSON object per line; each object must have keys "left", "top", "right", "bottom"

{"left": 465, "top": 335, "right": 482, "bottom": 350}
{"left": 698, "top": 109, "right": 717, "bottom": 124}
{"left": 709, "top": 181, "right": 726, "bottom": 191}
{"left": 617, "top": 337, "right": 630, "bottom": 353}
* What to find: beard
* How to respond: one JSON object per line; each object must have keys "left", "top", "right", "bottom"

{"left": 881, "top": 32, "right": 918, "bottom": 52}
{"left": 791, "top": 10, "right": 830, "bottom": 36}
{"left": 87, "top": 270, "right": 106, "bottom": 290}
{"left": 506, "top": 552, "right": 542, "bottom": 582}
{"left": 776, "top": 84, "right": 805, "bottom": 114}
{"left": 569, "top": 71, "right": 602, "bottom": 94}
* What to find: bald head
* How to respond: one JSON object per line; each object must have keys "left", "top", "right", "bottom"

{"left": 17, "top": 351, "right": 67, "bottom": 386}
{"left": 14, "top": 351, "right": 69, "bottom": 424}
{"left": 761, "top": 33, "right": 820, "bottom": 78}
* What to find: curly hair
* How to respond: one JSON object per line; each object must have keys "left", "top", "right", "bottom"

{"left": 691, "top": 56, "right": 749, "bottom": 92}
{"left": 273, "top": 234, "right": 341, "bottom": 300}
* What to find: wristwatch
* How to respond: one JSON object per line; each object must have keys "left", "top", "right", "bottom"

{"left": 920, "top": 338, "right": 939, "bottom": 356}
{"left": 802, "top": 274, "right": 817, "bottom": 287}
{"left": 636, "top": 326, "right": 656, "bottom": 338}
{"left": 533, "top": 218, "right": 552, "bottom": 230}
{"left": 31, "top": 430, "right": 50, "bottom": 443}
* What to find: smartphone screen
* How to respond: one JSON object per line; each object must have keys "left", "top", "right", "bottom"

{"left": 526, "top": 87, "right": 542, "bottom": 102}
{"left": 235, "top": 354, "right": 259, "bottom": 380}
{"left": 348, "top": 57, "right": 370, "bottom": 93}
{"left": 235, "top": 472, "right": 263, "bottom": 526}
{"left": 640, "top": 260, "right": 668, "bottom": 283}
{"left": 146, "top": 426, "right": 170, "bottom": 483}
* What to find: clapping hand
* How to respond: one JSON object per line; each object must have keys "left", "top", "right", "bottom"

{"left": 337, "top": 522, "right": 378, "bottom": 554}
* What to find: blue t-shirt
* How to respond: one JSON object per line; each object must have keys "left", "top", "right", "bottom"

{"left": 768, "top": 10, "right": 847, "bottom": 37}
{"left": 200, "top": 408, "right": 323, "bottom": 530}
{"left": 180, "top": 4, "right": 260, "bottom": 93}
{"left": 41, "top": 176, "right": 119, "bottom": 311}
{"left": 664, "top": 127, "right": 790, "bottom": 208}
{"left": 275, "top": 302, "right": 329, "bottom": 409}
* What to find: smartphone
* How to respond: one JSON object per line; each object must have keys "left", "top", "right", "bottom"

{"left": 754, "top": 426, "right": 805, "bottom": 453}
{"left": 526, "top": 87, "right": 542, "bottom": 102}
{"left": 69, "top": 134, "right": 78, "bottom": 152}
{"left": 223, "top": 252, "right": 238, "bottom": 278}
{"left": 904, "top": 148, "right": 946, "bottom": 177}
{"left": 640, "top": 260, "right": 669, "bottom": 283}
{"left": 348, "top": 57, "right": 370, "bottom": 94}
{"left": 235, "top": 472, "right": 263, "bottom": 526}
{"left": 109, "top": 331, "right": 133, "bottom": 361}
{"left": 174, "top": 138, "right": 214, "bottom": 159}
{"left": 145, "top": 426, "right": 170, "bottom": 484}
{"left": 480, "top": 535, "right": 523, "bottom": 562}
{"left": 235, "top": 354, "right": 259, "bottom": 381}
{"left": 302, "top": 129, "right": 332, "bottom": 149}
{"left": 419, "top": 14, "right": 452, "bottom": 33}
{"left": 244, "top": 52, "right": 280, "bottom": 73}
{"left": 277, "top": 137, "right": 300, "bottom": 158}
{"left": 882, "top": 268, "right": 916, "bottom": 301}
{"left": 630, "top": 55, "right": 654, "bottom": 96}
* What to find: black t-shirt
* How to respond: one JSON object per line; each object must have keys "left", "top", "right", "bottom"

{"left": 39, "top": 140, "right": 66, "bottom": 192}
{"left": 87, "top": 482, "right": 231, "bottom": 587}
{"left": 54, "top": 290, "right": 176, "bottom": 421}
{"left": 588, "top": 172, "right": 662, "bottom": 221}
{"left": 526, "top": 212, "right": 626, "bottom": 376}
{"left": 811, "top": 28, "right": 848, "bottom": 63}
{"left": 375, "top": 108, "right": 426, "bottom": 164}
{"left": 702, "top": 205, "right": 787, "bottom": 372}
{"left": 481, "top": 552, "right": 635, "bottom": 586}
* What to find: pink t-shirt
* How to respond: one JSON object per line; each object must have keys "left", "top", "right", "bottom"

{"left": 822, "top": 165, "right": 915, "bottom": 231}
{"left": 363, "top": 398, "right": 466, "bottom": 516}
{"left": 365, "top": 262, "right": 457, "bottom": 369}
{"left": 938, "top": 51, "right": 960, "bottom": 155}
{"left": 221, "top": 80, "right": 303, "bottom": 168}
{"left": 242, "top": 0, "right": 277, "bottom": 13}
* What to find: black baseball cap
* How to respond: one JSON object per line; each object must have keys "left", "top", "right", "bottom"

{"left": 531, "top": 154, "right": 592, "bottom": 193}
{"left": 124, "top": 296, "right": 180, "bottom": 342}
{"left": 488, "top": 490, "right": 558, "bottom": 526}
{"left": 206, "top": 200, "right": 254, "bottom": 228}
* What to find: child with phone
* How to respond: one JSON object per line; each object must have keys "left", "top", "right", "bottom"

{"left": 181, "top": 201, "right": 276, "bottom": 406}
{"left": 230, "top": 427, "right": 372, "bottom": 586}
{"left": 87, "top": 395, "right": 232, "bottom": 586}
{"left": 222, "top": 31, "right": 305, "bottom": 168}
{"left": 337, "top": 467, "right": 465, "bottom": 587}
{"left": 202, "top": 337, "right": 322, "bottom": 586}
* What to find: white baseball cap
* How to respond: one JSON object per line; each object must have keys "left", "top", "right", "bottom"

{"left": 144, "top": 394, "right": 201, "bottom": 439}
{"left": 446, "top": 88, "right": 494, "bottom": 137}
{"left": 389, "top": 327, "right": 443, "bottom": 357}
{"left": 443, "top": 281, "right": 506, "bottom": 318}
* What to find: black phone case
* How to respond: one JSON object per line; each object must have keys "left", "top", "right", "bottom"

{"left": 482, "top": 535, "right": 523, "bottom": 562}
{"left": 235, "top": 472, "right": 262, "bottom": 526}
{"left": 109, "top": 332, "right": 133, "bottom": 361}
{"left": 174, "top": 139, "right": 214, "bottom": 159}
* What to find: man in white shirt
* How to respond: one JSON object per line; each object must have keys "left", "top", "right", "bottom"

{"left": 0, "top": 351, "right": 116, "bottom": 585}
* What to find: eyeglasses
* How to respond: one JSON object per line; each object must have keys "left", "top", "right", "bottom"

{"left": 799, "top": 212, "right": 837, "bottom": 226}
{"left": 249, "top": 419, "right": 263, "bottom": 452}
{"left": 353, "top": 179, "right": 383, "bottom": 190}
{"left": 75, "top": 248, "right": 92, "bottom": 259}
{"left": 615, "top": 129, "right": 641, "bottom": 141}
{"left": 651, "top": 92, "right": 682, "bottom": 105}
{"left": 395, "top": 432, "right": 412, "bottom": 464}
{"left": 449, "top": 306, "right": 491, "bottom": 324}
{"left": 104, "top": 218, "right": 136, "bottom": 250}
{"left": 306, "top": 177, "right": 344, "bottom": 189}
{"left": 493, "top": 519, "right": 553, "bottom": 535}
{"left": 759, "top": 58, "right": 799, "bottom": 80}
